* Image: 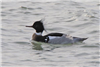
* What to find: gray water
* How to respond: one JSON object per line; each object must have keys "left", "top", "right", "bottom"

{"left": 1, "top": 0, "right": 100, "bottom": 67}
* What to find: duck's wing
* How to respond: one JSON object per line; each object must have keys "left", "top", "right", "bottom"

{"left": 44, "top": 33, "right": 88, "bottom": 44}
{"left": 44, "top": 33, "right": 66, "bottom": 43}
{"left": 44, "top": 33, "right": 73, "bottom": 44}
{"left": 48, "top": 35, "right": 73, "bottom": 44}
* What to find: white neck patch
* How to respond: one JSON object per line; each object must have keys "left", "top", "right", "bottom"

{"left": 35, "top": 32, "right": 42, "bottom": 35}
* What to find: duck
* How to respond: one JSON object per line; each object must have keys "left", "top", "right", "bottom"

{"left": 26, "top": 20, "right": 88, "bottom": 44}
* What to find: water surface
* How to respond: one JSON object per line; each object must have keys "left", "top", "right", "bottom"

{"left": 1, "top": 0, "right": 100, "bottom": 67}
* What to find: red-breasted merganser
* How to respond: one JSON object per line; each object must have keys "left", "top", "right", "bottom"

{"left": 26, "top": 20, "right": 87, "bottom": 44}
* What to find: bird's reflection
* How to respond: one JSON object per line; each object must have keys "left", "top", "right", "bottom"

{"left": 31, "top": 40, "right": 73, "bottom": 50}
{"left": 31, "top": 41, "right": 56, "bottom": 51}
{"left": 31, "top": 41, "right": 43, "bottom": 50}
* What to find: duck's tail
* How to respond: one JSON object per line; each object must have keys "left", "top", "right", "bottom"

{"left": 73, "top": 37, "right": 88, "bottom": 42}
{"left": 80, "top": 38, "right": 88, "bottom": 41}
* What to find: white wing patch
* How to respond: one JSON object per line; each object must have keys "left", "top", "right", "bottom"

{"left": 48, "top": 36, "right": 61, "bottom": 39}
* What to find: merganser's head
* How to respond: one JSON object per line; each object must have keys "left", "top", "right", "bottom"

{"left": 26, "top": 20, "right": 45, "bottom": 33}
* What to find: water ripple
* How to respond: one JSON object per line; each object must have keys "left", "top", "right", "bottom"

{"left": 2, "top": 1, "right": 99, "bottom": 67}
{"left": 14, "top": 41, "right": 30, "bottom": 44}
